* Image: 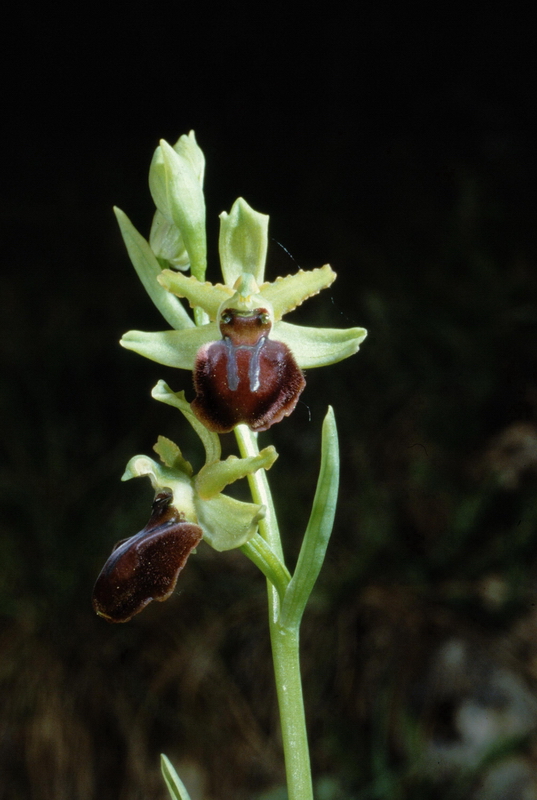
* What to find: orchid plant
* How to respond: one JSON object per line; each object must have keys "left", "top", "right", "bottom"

{"left": 93, "top": 132, "right": 367, "bottom": 800}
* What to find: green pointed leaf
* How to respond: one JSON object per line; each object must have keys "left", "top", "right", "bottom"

{"left": 161, "top": 754, "right": 193, "bottom": 800}
{"left": 158, "top": 270, "right": 232, "bottom": 320}
{"left": 279, "top": 407, "right": 339, "bottom": 630}
{"left": 197, "top": 493, "right": 264, "bottom": 551}
{"left": 113, "top": 207, "right": 194, "bottom": 330}
{"left": 219, "top": 197, "right": 269, "bottom": 286}
{"left": 260, "top": 265, "right": 336, "bottom": 320}
{"left": 274, "top": 320, "right": 367, "bottom": 368}
{"left": 151, "top": 382, "right": 221, "bottom": 464}
{"left": 195, "top": 446, "right": 278, "bottom": 499}
{"left": 120, "top": 324, "right": 219, "bottom": 369}
{"left": 159, "top": 139, "right": 207, "bottom": 280}
{"left": 153, "top": 435, "right": 193, "bottom": 476}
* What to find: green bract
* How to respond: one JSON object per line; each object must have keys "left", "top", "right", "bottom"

{"left": 122, "top": 384, "right": 278, "bottom": 551}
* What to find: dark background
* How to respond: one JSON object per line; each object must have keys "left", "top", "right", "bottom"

{"left": 2, "top": 5, "right": 537, "bottom": 799}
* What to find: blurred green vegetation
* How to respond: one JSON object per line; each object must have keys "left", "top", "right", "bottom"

{"left": 2, "top": 128, "right": 537, "bottom": 800}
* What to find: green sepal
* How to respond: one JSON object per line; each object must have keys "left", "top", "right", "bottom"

{"left": 195, "top": 446, "right": 278, "bottom": 500}
{"left": 113, "top": 207, "right": 194, "bottom": 331}
{"left": 260, "top": 265, "right": 336, "bottom": 320}
{"left": 161, "top": 754, "right": 193, "bottom": 800}
{"left": 120, "top": 324, "right": 218, "bottom": 369}
{"left": 158, "top": 270, "right": 232, "bottom": 320}
{"left": 218, "top": 197, "right": 269, "bottom": 286}
{"left": 279, "top": 407, "right": 339, "bottom": 630}
{"left": 158, "top": 139, "right": 207, "bottom": 281}
{"left": 121, "top": 454, "right": 197, "bottom": 521}
{"left": 153, "top": 435, "right": 193, "bottom": 476}
{"left": 151, "top": 382, "right": 221, "bottom": 464}
{"left": 274, "top": 320, "right": 368, "bottom": 368}
{"left": 197, "top": 493, "right": 265, "bottom": 551}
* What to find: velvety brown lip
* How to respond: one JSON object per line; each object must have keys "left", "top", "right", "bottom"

{"left": 191, "top": 308, "right": 305, "bottom": 433}
{"left": 92, "top": 491, "right": 203, "bottom": 623}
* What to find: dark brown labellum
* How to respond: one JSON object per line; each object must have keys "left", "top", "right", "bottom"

{"left": 191, "top": 308, "right": 305, "bottom": 433}
{"left": 92, "top": 491, "right": 203, "bottom": 623}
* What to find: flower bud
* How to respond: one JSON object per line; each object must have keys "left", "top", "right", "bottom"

{"left": 148, "top": 133, "right": 207, "bottom": 280}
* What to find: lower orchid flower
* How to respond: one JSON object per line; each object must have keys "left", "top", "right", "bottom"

{"left": 93, "top": 389, "right": 278, "bottom": 622}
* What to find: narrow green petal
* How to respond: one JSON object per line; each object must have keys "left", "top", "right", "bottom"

{"left": 113, "top": 207, "right": 194, "bottom": 330}
{"left": 259, "top": 265, "right": 336, "bottom": 320}
{"left": 279, "top": 407, "right": 339, "bottom": 630}
{"left": 151, "top": 382, "right": 221, "bottom": 464}
{"left": 158, "top": 270, "right": 232, "bottom": 320}
{"left": 120, "top": 324, "right": 218, "bottom": 369}
{"left": 196, "top": 494, "right": 264, "bottom": 551}
{"left": 195, "top": 446, "right": 278, "bottom": 499}
{"left": 218, "top": 197, "right": 269, "bottom": 286}
{"left": 273, "top": 321, "right": 368, "bottom": 368}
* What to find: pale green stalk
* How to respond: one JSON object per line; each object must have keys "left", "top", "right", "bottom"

{"left": 235, "top": 424, "right": 314, "bottom": 800}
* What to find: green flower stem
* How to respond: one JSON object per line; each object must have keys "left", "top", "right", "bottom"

{"left": 235, "top": 424, "right": 314, "bottom": 800}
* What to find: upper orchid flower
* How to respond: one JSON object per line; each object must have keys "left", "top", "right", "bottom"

{"left": 114, "top": 133, "right": 367, "bottom": 432}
